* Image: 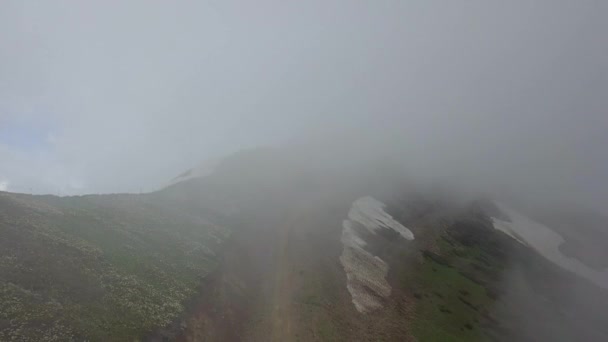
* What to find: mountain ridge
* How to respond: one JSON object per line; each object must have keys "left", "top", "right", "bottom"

{"left": 2, "top": 148, "right": 608, "bottom": 341}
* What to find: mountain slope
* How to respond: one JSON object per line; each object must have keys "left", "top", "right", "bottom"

{"left": 3, "top": 147, "right": 608, "bottom": 341}
{"left": 0, "top": 191, "right": 229, "bottom": 341}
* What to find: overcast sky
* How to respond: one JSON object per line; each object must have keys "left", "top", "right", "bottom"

{"left": 1, "top": 0, "right": 607, "bottom": 209}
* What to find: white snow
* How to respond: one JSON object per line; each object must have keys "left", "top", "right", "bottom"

{"left": 491, "top": 218, "right": 528, "bottom": 246}
{"left": 341, "top": 220, "right": 367, "bottom": 248}
{"left": 347, "top": 196, "right": 415, "bottom": 241}
{"left": 339, "top": 196, "right": 415, "bottom": 313}
{"left": 492, "top": 202, "right": 608, "bottom": 289}
{"left": 340, "top": 245, "right": 391, "bottom": 313}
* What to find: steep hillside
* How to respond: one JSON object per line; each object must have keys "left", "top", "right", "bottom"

{"left": 3, "top": 148, "right": 608, "bottom": 342}
{"left": 0, "top": 191, "right": 229, "bottom": 341}
{"left": 163, "top": 175, "right": 608, "bottom": 341}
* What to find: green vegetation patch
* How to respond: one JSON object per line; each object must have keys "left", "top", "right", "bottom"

{"left": 407, "top": 218, "right": 510, "bottom": 342}
{"left": 0, "top": 193, "right": 230, "bottom": 341}
{"left": 410, "top": 255, "right": 491, "bottom": 341}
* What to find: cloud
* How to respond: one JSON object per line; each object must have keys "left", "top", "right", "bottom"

{"left": 0, "top": 180, "right": 8, "bottom": 191}
{"left": 0, "top": 0, "right": 606, "bottom": 210}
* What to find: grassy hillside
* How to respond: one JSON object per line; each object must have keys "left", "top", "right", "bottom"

{"left": 4, "top": 148, "right": 608, "bottom": 342}
{"left": 0, "top": 191, "right": 230, "bottom": 341}
{"left": 405, "top": 217, "right": 510, "bottom": 342}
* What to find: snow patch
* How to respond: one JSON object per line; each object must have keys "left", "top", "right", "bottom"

{"left": 347, "top": 196, "right": 414, "bottom": 240}
{"left": 491, "top": 219, "right": 528, "bottom": 246}
{"left": 340, "top": 196, "right": 414, "bottom": 313}
{"left": 341, "top": 220, "right": 367, "bottom": 248}
{"left": 340, "top": 245, "right": 390, "bottom": 313}
{"left": 492, "top": 202, "right": 608, "bottom": 289}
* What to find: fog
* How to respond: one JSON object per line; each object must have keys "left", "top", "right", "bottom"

{"left": 1, "top": 0, "right": 607, "bottom": 212}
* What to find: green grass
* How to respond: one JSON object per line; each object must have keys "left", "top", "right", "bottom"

{"left": 292, "top": 259, "right": 344, "bottom": 341}
{"left": 0, "top": 192, "right": 230, "bottom": 341}
{"left": 410, "top": 256, "right": 491, "bottom": 341}
{"left": 408, "top": 229, "right": 505, "bottom": 342}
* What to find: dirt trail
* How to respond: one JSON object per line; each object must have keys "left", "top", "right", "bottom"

{"left": 167, "top": 194, "right": 323, "bottom": 341}
{"left": 269, "top": 217, "right": 295, "bottom": 341}
{"left": 169, "top": 190, "right": 416, "bottom": 341}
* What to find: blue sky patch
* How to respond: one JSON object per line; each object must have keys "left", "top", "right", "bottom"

{"left": 0, "top": 119, "right": 56, "bottom": 152}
